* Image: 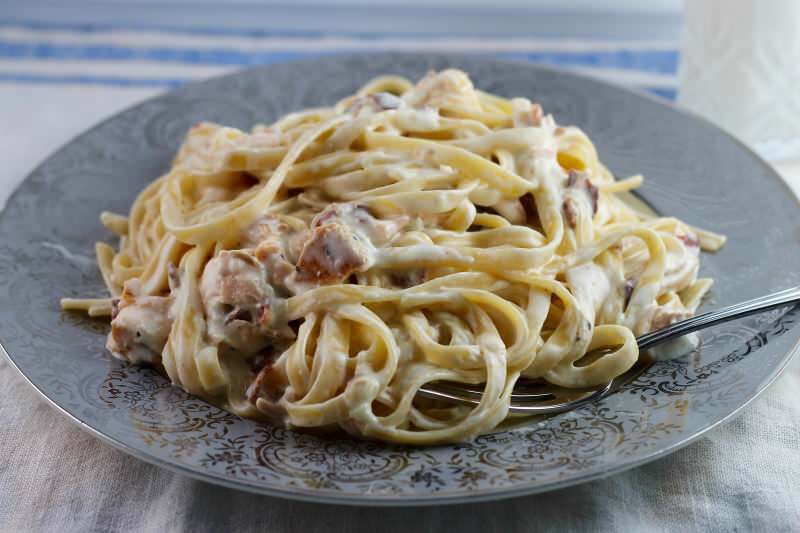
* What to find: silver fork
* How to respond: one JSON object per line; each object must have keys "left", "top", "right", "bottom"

{"left": 416, "top": 285, "right": 800, "bottom": 415}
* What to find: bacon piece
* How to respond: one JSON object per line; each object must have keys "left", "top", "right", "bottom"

{"left": 528, "top": 103, "right": 544, "bottom": 127}
{"left": 246, "top": 349, "right": 282, "bottom": 404}
{"left": 563, "top": 170, "right": 599, "bottom": 228}
{"left": 520, "top": 193, "right": 538, "bottom": 223}
{"left": 167, "top": 263, "right": 181, "bottom": 290}
{"left": 566, "top": 170, "right": 599, "bottom": 214}
{"left": 563, "top": 197, "right": 580, "bottom": 229}
{"left": 511, "top": 98, "right": 545, "bottom": 128}
{"left": 390, "top": 268, "right": 427, "bottom": 288}
{"left": 677, "top": 233, "right": 700, "bottom": 249}
{"left": 110, "top": 298, "right": 121, "bottom": 320}
{"left": 623, "top": 278, "right": 636, "bottom": 309}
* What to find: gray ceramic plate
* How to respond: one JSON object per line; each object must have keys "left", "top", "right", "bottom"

{"left": 1, "top": 54, "right": 799, "bottom": 506}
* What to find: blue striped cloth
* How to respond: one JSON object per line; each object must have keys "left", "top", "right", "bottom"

{"left": 0, "top": 19, "right": 679, "bottom": 99}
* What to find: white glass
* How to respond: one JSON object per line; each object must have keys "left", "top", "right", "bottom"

{"left": 679, "top": 0, "right": 800, "bottom": 160}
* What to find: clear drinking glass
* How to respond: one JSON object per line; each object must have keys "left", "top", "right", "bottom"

{"left": 679, "top": 0, "right": 800, "bottom": 162}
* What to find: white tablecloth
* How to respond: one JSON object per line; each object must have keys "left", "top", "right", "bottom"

{"left": 1, "top": 22, "right": 799, "bottom": 532}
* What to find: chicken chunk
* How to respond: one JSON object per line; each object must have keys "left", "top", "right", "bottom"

{"left": 106, "top": 280, "right": 173, "bottom": 364}
{"left": 346, "top": 92, "right": 403, "bottom": 116}
{"left": 241, "top": 216, "right": 303, "bottom": 292}
{"left": 511, "top": 98, "right": 544, "bottom": 128}
{"left": 402, "top": 69, "right": 482, "bottom": 112}
{"left": 311, "top": 203, "right": 407, "bottom": 246}
{"left": 241, "top": 216, "right": 291, "bottom": 249}
{"left": 293, "top": 203, "right": 410, "bottom": 286}
{"left": 295, "top": 222, "right": 374, "bottom": 284}
{"left": 200, "top": 250, "right": 291, "bottom": 353}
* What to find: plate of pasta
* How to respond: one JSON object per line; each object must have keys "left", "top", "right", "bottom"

{"left": 2, "top": 54, "right": 799, "bottom": 504}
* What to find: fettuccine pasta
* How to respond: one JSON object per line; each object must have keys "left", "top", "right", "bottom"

{"left": 62, "top": 70, "right": 725, "bottom": 444}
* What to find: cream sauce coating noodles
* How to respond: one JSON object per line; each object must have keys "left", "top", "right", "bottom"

{"left": 62, "top": 70, "right": 725, "bottom": 444}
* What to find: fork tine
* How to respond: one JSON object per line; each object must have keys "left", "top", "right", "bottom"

{"left": 425, "top": 379, "right": 617, "bottom": 403}
{"left": 431, "top": 382, "right": 555, "bottom": 401}
{"left": 505, "top": 382, "right": 613, "bottom": 415}
{"left": 416, "top": 381, "right": 613, "bottom": 415}
{"left": 416, "top": 356, "right": 654, "bottom": 416}
{"left": 435, "top": 379, "right": 602, "bottom": 398}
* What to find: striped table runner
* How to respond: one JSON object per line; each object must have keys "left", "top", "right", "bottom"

{"left": 0, "top": 21, "right": 680, "bottom": 209}
{"left": 0, "top": 21, "right": 678, "bottom": 95}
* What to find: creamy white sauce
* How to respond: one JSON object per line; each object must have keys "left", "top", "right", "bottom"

{"left": 106, "top": 293, "right": 173, "bottom": 364}
{"left": 393, "top": 108, "right": 441, "bottom": 131}
{"left": 566, "top": 262, "right": 611, "bottom": 323}
{"left": 647, "top": 331, "right": 700, "bottom": 361}
{"left": 318, "top": 203, "right": 402, "bottom": 246}
{"left": 199, "top": 250, "right": 279, "bottom": 353}
{"left": 660, "top": 235, "right": 700, "bottom": 294}
{"left": 42, "top": 241, "right": 96, "bottom": 269}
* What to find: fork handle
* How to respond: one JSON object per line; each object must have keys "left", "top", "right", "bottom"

{"left": 637, "top": 285, "right": 800, "bottom": 350}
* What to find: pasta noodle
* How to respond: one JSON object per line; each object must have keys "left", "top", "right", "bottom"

{"left": 62, "top": 70, "right": 725, "bottom": 444}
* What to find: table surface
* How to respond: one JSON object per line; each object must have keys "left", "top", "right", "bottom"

{"left": 1, "top": 18, "right": 799, "bottom": 532}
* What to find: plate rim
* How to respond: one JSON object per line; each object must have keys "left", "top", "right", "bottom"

{"left": 3, "top": 53, "right": 799, "bottom": 219}
{"left": 2, "top": 53, "right": 799, "bottom": 506}
{"left": 4, "top": 337, "right": 798, "bottom": 506}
